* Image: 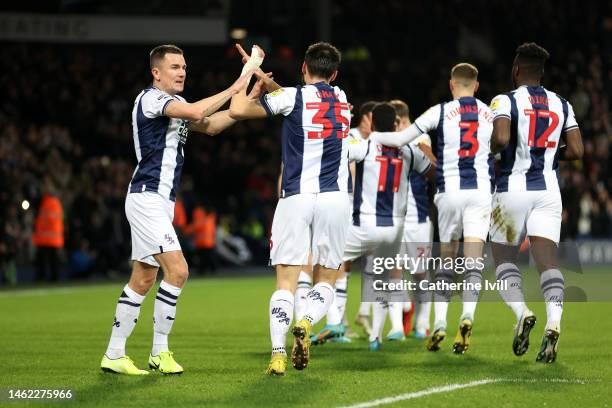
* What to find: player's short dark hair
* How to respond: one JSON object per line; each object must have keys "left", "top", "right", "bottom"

{"left": 358, "top": 101, "right": 378, "bottom": 121}
{"left": 451, "top": 63, "right": 479, "bottom": 85}
{"left": 371, "top": 103, "right": 397, "bottom": 132}
{"left": 389, "top": 99, "right": 409, "bottom": 119}
{"left": 150, "top": 44, "right": 183, "bottom": 69}
{"left": 515, "top": 42, "right": 550, "bottom": 78}
{"left": 304, "top": 42, "right": 341, "bottom": 80}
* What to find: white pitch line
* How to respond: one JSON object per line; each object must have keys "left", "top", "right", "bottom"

{"left": 338, "top": 378, "right": 586, "bottom": 408}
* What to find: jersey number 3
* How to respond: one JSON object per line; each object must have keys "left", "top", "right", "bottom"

{"left": 306, "top": 102, "right": 350, "bottom": 139}
{"left": 458, "top": 121, "right": 479, "bottom": 158}
{"left": 524, "top": 109, "right": 558, "bottom": 148}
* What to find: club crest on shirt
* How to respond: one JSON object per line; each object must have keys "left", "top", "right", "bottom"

{"left": 490, "top": 98, "right": 500, "bottom": 111}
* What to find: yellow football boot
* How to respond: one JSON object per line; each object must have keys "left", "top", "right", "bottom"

{"left": 266, "top": 353, "right": 287, "bottom": 376}
{"left": 291, "top": 319, "right": 312, "bottom": 370}
{"left": 452, "top": 318, "right": 473, "bottom": 354}
{"left": 426, "top": 328, "right": 446, "bottom": 351}
{"left": 100, "top": 355, "right": 149, "bottom": 375}
{"left": 148, "top": 351, "right": 184, "bottom": 375}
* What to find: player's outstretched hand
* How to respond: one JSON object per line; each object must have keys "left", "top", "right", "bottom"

{"left": 248, "top": 72, "right": 273, "bottom": 99}
{"left": 253, "top": 70, "right": 281, "bottom": 93}
{"left": 237, "top": 44, "right": 265, "bottom": 77}
{"left": 236, "top": 43, "right": 265, "bottom": 64}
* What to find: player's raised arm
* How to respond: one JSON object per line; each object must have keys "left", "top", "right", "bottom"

{"left": 188, "top": 110, "right": 234, "bottom": 135}
{"left": 370, "top": 103, "right": 440, "bottom": 148}
{"left": 165, "top": 73, "right": 253, "bottom": 122}
{"left": 229, "top": 46, "right": 271, "bottom": 120}
{"left": 236, "top": 44, "right": 282, "bottom": 93}
{"left": 369, "top": 123, "right": 421, "bottom": 148}
{"left": 189, "top": 76, "right": 268, "bottom": 135}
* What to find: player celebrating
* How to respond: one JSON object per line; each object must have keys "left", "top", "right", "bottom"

{"left": 349, "top": 101, "right": 378, "bottom": 337}
{"left": 342, "top": 103, "right": 433, "bottom": 350}
{"left": 489, "top": 43, "right": 583, "bottom": 363}
{"left": 230, "top": 42, "right": 354, "bottom": 376}
{"left": 369, "top": 63, "right": 494, "bottom": 354}
{"left": 390, "top": 99, "right": 435, "bottom": 339}
{"left": 100, "top": 44, "right": 255, "bottom": 375}
{"left": 312, "top": 101, "right": 380, "bottom": 344}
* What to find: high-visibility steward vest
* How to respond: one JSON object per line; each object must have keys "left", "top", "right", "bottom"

{"left": 173, "top": 199, "right": 187, "bottom": 231}
{"left": 32, "top": 194, "right": 64, "bottom": 248}
{"left": 191, "top": 206, "right": 216, "bottom": 249}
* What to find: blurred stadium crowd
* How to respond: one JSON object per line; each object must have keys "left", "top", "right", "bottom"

{"left": 0, "top": 0, "right": 610, "bottom": 283}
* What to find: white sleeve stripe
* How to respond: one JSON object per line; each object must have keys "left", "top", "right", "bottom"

{"left": 414, "top": 123, "right": 425, "bottom": 134}
{"left": 161, "top": 99, "right": 173, "bottom": 116}
{"left": 563, "top": 125, "right": 579, "bottom": 131}
{"left": 493, "top": 114, "right": 511, "bottom": 120}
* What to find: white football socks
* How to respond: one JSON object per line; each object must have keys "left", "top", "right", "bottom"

{"left": 105, "top": 284, "right": 145, "bottom": 359}
{"left": 540, "top": 268, "right": 564, "bottom": 331}
{"left": 303, "top": 282, "right": 335, "bottom": 326}
{"left": 433, "top": 266, "right": 453, "bottom": 330}
{"left": 152, "top": 280, "right": 182, "bottom": 357}
{"left": 294, "top": 271, "right": 312, "bottom": 321}
{"left": 326, "top": 277, "right": 348, "bottom": 326}
{"left": 269, "top": 289, "right": 294, "bottom": 355}
{"left": 388, "top": 302, "right": 404, "bottom": 334}
{"left": 414, "top": 276, "right": 431, "bottom": 332}
{"left": 461, "top": 269, "right": 482, "bottom": 321}
{"left": 495, "top": 263, "right": 528, "bottom": 321}
{"left": 358, "top": 301, "right": 371, "bottom": 317}
{"left": 370, "top": 300, "right": 388, "bottom": 342}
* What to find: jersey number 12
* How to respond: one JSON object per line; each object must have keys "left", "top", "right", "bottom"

{"left": 524, "top": 109, "right": 558, "bottom": 148}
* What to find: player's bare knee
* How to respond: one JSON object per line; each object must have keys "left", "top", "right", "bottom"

{"left": 463, "top": 239, "right": 484, "bottom": 259}
{"left": 276, "top": 281, "right": 296, "bottom": 293}
{"left": 130, "top": 274, "right": 156, "bottom": 294}
{"left": 491, "top": 242, "right": 519, "bottom": 266}
{"left": 314, "top": 266, "right": 337, "bottom": 285}
{"left": 439, "top": 247, "right": 455, "bottom": 259}
{"left": 529, "top": 236, "right": 558, "bottom": 272}
{"left": 170, "top": 265, "right": 189, "bottom": 287}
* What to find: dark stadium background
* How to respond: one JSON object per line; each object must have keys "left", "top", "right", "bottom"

{"left": 0, "top": 0, "right": 610, "bottom": 283}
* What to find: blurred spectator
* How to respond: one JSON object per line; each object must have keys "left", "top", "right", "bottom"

{"left": 190, "top": 205, "right": 218, "bottom": 274}
{"left": 32, "top": 179, "right": 64, "bottom": 282}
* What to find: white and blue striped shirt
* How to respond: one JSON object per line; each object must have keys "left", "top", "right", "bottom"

{"left": 414, "top": 97, "right": 494, "bottom": 193}
{"left": 129, "top": 87, "right": 189, "bottom": 201}
{"left": 490, "top": 85, "right": 579, "bottom": 192}
{"left": 260, "top": 83, "right": 352, "bottom": 198}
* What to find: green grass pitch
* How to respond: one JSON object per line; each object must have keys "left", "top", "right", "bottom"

{"left": 0, "top": 270, "right": 610, "bottom": 407}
